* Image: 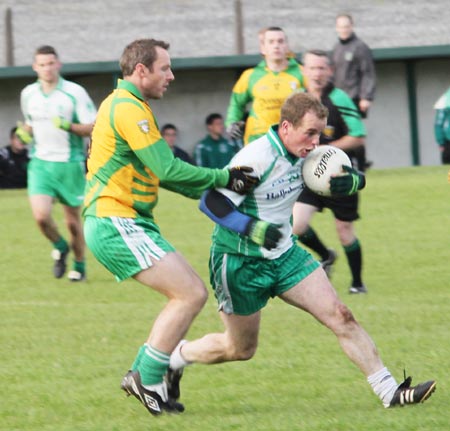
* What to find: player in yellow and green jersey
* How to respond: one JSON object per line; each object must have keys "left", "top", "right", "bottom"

{"left": 83, "top": 38, "right": 257, "bottom": 418}
{"left": 226, "top": 27, "right": 305, "bottom": 144}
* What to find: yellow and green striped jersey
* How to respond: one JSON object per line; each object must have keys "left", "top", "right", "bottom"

{"left": 83, "top": 79, "right": 229, "bottom": 219}
{"left": 226, "top": 58, "right": 305, "bottom": 144}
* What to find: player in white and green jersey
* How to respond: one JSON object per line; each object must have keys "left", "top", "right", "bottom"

{"left": 17, "top": 45, "right": 97, "bottom": 282}
{"left": 168, "top": 92, "right": 436, "bottom": 411}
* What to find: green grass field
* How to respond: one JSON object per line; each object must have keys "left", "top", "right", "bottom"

{"left": 1, "top": 166, "right": 449, "bottom": 431}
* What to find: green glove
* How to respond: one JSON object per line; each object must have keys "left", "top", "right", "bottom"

{"left": 245, "top": 219, "right": 282, "bottom": 250}
{"left": 52, "top": 117, "right": 71, "bottom": 131}
{"left": 15, "top": 122, "right": 33, "bottom": 144}
{"left": 329, "top": 165, "right": 366, "bottom": 196}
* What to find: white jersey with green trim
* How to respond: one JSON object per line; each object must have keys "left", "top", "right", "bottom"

{"left": 214, "top": 126, "right": 306, "bottom": 259}
{"left": 20, "top": 77, "right": 97, "bottom": 162}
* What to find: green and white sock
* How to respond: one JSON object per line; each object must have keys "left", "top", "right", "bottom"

{"left": 138, "top": 344, "right": 170, "bottom": 386}
{"left": 53, "top": 237, "right": 68, "bottom": 253}
{"left": 73, "top": 260, "right": 85, "bottom": 274}
{"left": 130, "top": 344, "right": 147, "bottom": 371}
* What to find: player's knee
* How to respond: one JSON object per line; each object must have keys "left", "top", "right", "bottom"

{"left": 188, "top": 279, "right": 209, "bottom": 310}
{"left": 337, "top": 302, "right": 357, "bottom": 326}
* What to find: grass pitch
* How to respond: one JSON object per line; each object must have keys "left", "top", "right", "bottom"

{"left": 1, "top": 165, "right": 449, "bottom": 431}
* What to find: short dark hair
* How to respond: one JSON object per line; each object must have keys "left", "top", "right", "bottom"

{"left": 120, "top": 39, "right": 170, "bottom": 77}
{"left": 10, "top": 127, "right": 17, "bottom": 138}
{"left": 35, "top": 45, "right": 58, "bottom": 58}
{"left": 336, "top": 13, "right": 353, "bottom": 24}
{"left": 161, "top": 123, "right": 177, "bottom": 134}
{"left": 303, "top": 49, "right": 332, "bottom": 66}
{"left": 205, "top": 113, "right": 223, "bottom": 125}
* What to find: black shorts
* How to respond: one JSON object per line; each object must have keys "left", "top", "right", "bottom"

{"left": 297, "top": 187, "right": 360, "bottom": 222}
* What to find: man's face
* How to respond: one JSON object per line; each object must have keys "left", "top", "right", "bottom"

{"left": 260, "top": 30, "right": 290, "bottom": 62}
{"left": 207, "top": 118, "right": 225, "bottom": 136}
{"left": 336, "top": 16, "right": 353, "bottom": 40}
{"left": 141, "top": 47, "right": 175, "bottom": 100}
{"left": 10, "top": 134, "right": 26, "bottom": 153}
{"left": 161, "top": 128, "right": 177, "bottom": 149}
{"left": 32, "top": 54, "right": 61, "bottom": 83}
{"left": 280, "top": 112, "right": 325, "bottom": 158}
{"left": 303, "top": 53, "right": 333, "bottom": 94}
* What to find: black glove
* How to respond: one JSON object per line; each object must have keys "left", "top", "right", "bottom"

{"left": 227, "top": 121, "right": 245, "bottom": 140}
{"left": 226, "top": 166, "right": 259, "bottom": 194}
{"left": 245, "top": 219, "right": 282, "bottom": 250}
{"left": 329, "top": 165, "right": 366, "bottom": 196}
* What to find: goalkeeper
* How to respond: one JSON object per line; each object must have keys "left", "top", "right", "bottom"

{"left": 167, "top": 92, "right": 436, "bottom": 411}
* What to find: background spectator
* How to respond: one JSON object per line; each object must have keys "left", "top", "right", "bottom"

{"left": 194, "top": 113, "right": 240, "bottom": 168}
{"left": 161, "top": 123, "right": 195, "bottom": 164}
{"left": 433, "top": 86, "right": 450, "bottom": 164}
{"left": 0, "top": 127, "right": 29, "bottom": 189}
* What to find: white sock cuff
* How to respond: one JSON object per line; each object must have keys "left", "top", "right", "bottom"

{"left": 367, "top": 366, "right": 389, "bottom": 384}
{"left": 169, "top": 339, "right": 190, "bottom": 370}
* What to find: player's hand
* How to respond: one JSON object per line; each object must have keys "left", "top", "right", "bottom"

{"left": 52, "top": 117, "right": 71, "bottom": 131}
{"left": 15, "top": 121, "right": 33, "bottom": 144}
{"left": 226, "top": 166, "right": 259, "bottom": 194}
{"left": 227, "top": 121, "right": 245, "bottom": 140}
{"left": 245, "top": 220, "right": 282, "bottom": 250}
{"left": 330, "top": 165, "right": 366, "bottom": 196}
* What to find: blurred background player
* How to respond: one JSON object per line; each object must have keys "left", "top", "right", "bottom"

{"left": 332, "top": 12, "right": 376, "bottom": 170}
{"left": 433, "top": 86, "right": 450, "bottom": 164}
{"left": 226, "top": 26, "right": 305, "bottom": 144}
{"left": 194, "top": 113, "right": 240, "bottom": 168}
{"left": 17, "top": 45, "right": 96, "bottom": 281}
{"left": 292, "top": 49, "right": 367, "bottom": 294}
{"left": 0, "top": 126, "right": 29, "bottom": 189}
{"left": 160, "top": 123, "right": 195, "bottom": 164}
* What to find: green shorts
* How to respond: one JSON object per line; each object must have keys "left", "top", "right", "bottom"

{"left": 84, "top": 216, "right": 176, "bottom": 281}
{"left": 28, "top": 158, "right": 86, "bottom": 207}
{"left": 209, "top": 245, "right": 320, "bottom": 315}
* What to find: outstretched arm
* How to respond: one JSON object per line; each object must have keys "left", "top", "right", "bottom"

{"left": 199, "top": 190, "right": 282, "bottom": 250}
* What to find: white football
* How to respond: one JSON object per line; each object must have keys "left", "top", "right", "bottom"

{"left": 301, "top": 145, "right": 351, "bottom": 196}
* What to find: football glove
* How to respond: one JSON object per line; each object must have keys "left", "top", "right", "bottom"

{"left": 226, "top": 166, "right": 259, "bottom": 194}
{"left": 245, "top": 219, "right": 282, "bottom": 250}
{"left": 15, "top": 122, "right": 32, "bottom": 144}
{"left": 52, "top": 116, "right": 71, "bottom": 131}
{"left": 226, "top": 121, "right": 245, "bottom": 140}
{"left": 329, "top": 165, "right": 366, "bottom": 196}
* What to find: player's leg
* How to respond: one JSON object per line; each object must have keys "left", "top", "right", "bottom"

{"left": 335, "top": 219, "right": 365, "bottom": 293}
{"left": 293, "top": 200, "right": 337, "bottom": 275}
{"left": 121, "top": 252, "right": 207, "bottom": 415}
{"left": 63, "top": 204, "right": 86, "bottom": 281}
{"left": 172, "top": 310, "right": 261, "bottom": 366}
{"left": 29, "top": 194, "right": 69, "bottom": 278}
{"left": 279, "top": 268, "right": 435, "bottom": 407}
{"left": 166, "top": 310, "right": 260, "bottom": 405}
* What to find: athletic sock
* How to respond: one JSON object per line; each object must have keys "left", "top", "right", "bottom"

{"left": 298, "top": 226, "right": 329, "bottom": 260}
{"left": 53, "top": 237, "right": 68, "bottom": 253}
{"left": 138, "top": 344, "right": 170, "bottom": 386}
{"left": 73, "top": 260, "right": 85, "bottom": 274}
{"left": 169, "top": 340, "right": 190, "bottom": 370}
{"left": 344, "top": 238, "right": 363, "bottom": 286}
{"left": 367, "top": 367, "right": 398, "bottom": 407}
{"left": 130, "top": 344, "right": 147, "bottom": 371}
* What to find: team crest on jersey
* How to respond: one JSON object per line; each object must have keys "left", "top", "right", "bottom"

{"left": 137, "top": 119, "right": 150, "bottom": 133}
